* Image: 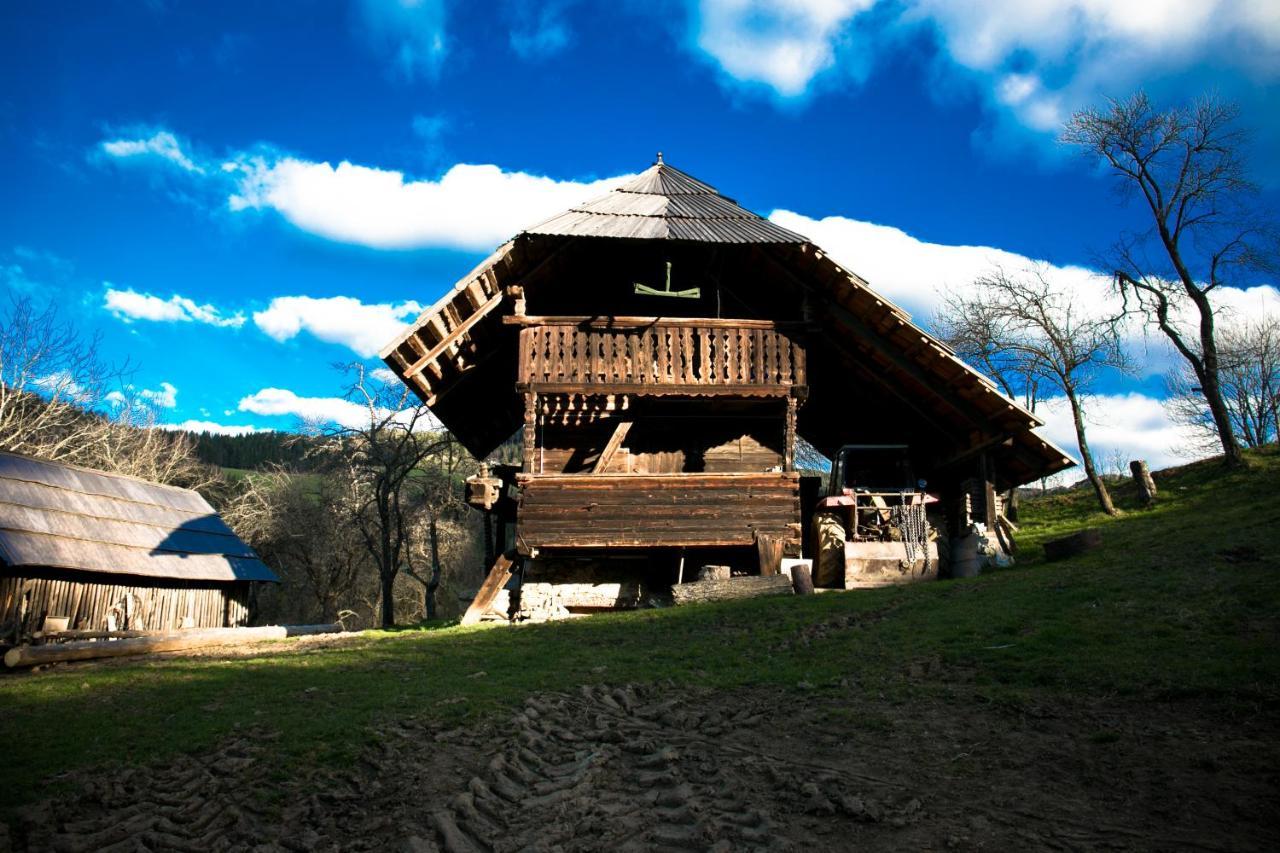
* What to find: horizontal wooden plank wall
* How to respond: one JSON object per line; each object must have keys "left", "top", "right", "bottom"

{"left": 0, "top": 575, "right": 251, "bottom": 641}
{"left": 519, "top": 321, "right": 805, "bottom": 392}
{"left": 515, "top": 473, "right": 801, "bottom": 550}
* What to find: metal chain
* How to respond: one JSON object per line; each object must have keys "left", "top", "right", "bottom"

{"left": 892, "top": 493, "right": 930, "bottom": 572}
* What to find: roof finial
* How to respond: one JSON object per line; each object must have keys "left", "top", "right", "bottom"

{"left": 656, "top": 151, "right": 663, "bottom": 165}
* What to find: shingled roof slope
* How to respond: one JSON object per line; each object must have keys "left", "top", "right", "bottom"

{"left": 0, "top": 452, "right": 278, "bottom": 583}
{"left": 526, "top": 157, "right": 808, "bottom": 243}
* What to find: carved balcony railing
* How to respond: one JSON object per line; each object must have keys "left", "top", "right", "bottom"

{"left": 513, "top": 317, "right": 806, "bottom": 395}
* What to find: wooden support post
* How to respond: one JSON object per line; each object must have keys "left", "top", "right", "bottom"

{"left": 522, "top": 392, "right": 538, "bottom": 474}
{"left": 783, "top": 396, "right": 798, "bottom": 472}
{"left": 593, "top": 419, "right": 633, "bottom": 473}
{"left": 755, "top": 531, "right": 784, "bottom": 576}
{"left": 979, "top": 452, "right": 998, "bottom": 532}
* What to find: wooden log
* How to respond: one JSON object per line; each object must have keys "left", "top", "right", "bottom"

{"left": 671, "top": 574, "right": 793, "bottom": 606}
{"left": 518, "top": 582, "right": 642, "bottom": 612}
{"left": 1130, "top": 460, "right": 1157, "bottom": 506}
{"left": 1042, "top": 529, "right": 1102, "bottom": 562}
{"left": 4, "top": 624, "right": 344, "bottom": 668}
{"left": 697, "top": 565, "right": 731, "bottom": 581}
{"left": 790, "top": 563, "right": 815, "bottom": 595}
{"left": 33, "top": 629, "right": 149, "bottom": 642}
{"left": 461, "top": 551, "right": 516, "bottom": 626}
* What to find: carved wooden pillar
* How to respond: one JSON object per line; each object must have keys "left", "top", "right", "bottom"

{"left": 522, "top": 391, "right": 538, "bottom": 474}
{"left": 783, "top": 395, "right": 798, "bottom": 472}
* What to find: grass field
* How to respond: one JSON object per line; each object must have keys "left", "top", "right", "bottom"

{"left": 2, "top": 446, "right": 1277, "bottom": 821}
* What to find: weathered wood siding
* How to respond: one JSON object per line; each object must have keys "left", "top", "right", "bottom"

{"left": 515, "top": 473, "right": 801, "bottom": 550}
{"left": 0, "top": 574, "right": 252, "bottom": 641}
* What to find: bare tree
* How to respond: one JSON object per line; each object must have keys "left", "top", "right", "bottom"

{"left": 1165, "top": 316, "right": 1280, "bottom": 453}
{"left": 940, "top": 267, "right": 1127, "bottom": 515}
{"left": 225, "top": 468, "right": 372, "bottom": 623}
{"left": 320, "top": 365, "right": 450, "bottom": 629}
{"left": 402, "top": 432, "right": 473, "bottom": 620}
{"left": 0, "top": 296, "right": 122, "bottom": 460}
{"left": 1064, "top": 93, "right": 1276, "bottom": 468}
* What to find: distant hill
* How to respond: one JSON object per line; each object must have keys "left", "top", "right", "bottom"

{"left": 182, "top": 430, "right": 324, "bottom": 471}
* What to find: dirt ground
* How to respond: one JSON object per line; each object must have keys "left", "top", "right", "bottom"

{"left": 4, "top": 676, "right": 1278, "bottom": 853}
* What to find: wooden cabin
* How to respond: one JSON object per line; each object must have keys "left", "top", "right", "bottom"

{"left": 380, "top": 157, "right": 1073, "bottom": 614}
{"left": 0, "top": 452, "right": 277, "bottom": 643}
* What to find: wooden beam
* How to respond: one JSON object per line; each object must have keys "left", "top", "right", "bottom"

{"left": 592, "top": 419, "right": 633, "bottom": 473}
{"left": 402, "top": 291, "right": 503, "bottom": 381}
{"left": 503, "top": 315, "right": 810, "bottom": 330}
{"left": 460, "top": 551, "right": 516, "bottom": 626}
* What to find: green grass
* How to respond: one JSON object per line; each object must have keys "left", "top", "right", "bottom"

{"left": 2, "top": 446, "right": 1278, "bottom": 813}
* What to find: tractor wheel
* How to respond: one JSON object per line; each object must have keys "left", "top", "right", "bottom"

{"left": 813, "top": 512, "right": 846, "bottom": 588}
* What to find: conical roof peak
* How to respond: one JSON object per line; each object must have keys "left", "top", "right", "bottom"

{"left": 524, "top": 157, "right": 807, "bottom": 244}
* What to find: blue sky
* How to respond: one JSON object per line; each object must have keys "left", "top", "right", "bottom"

{"left": 2, "top": 1, "right": 1278, "bottom": 469}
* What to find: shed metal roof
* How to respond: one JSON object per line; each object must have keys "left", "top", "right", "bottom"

{"left": 0, "top": 452, "right": 278, "bottom": 583}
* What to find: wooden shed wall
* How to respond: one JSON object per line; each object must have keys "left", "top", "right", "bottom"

{"left": 0, "top": 573, "right": 252, "bottom": 641}
{"left": 515, "top": 472, "right": 801, "bottom": 550}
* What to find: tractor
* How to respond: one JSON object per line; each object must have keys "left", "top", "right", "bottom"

{"left": 811, "top": 444, "right": 940, "bottom": 589}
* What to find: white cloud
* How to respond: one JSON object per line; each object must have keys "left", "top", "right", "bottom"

{"left": 371, "top": 366, "right": 399, "bottom": 383}
{"left": 100, "top": 131, "right": 206, "bottom": 174}
{"left": 356, "top": 0, "right": 448, "bottom": 80}
{"left": 689, "top": 1, "right": 1280, "bottom": 133}
{"left": 227, "top": 157, "right": 631, "bottom": 251}
{"left": 238, "top": 387, "right": 377, "bottom": 430}
{"left": 107, "top": 381, "right": 179, "bottom": 410}
{"left": 252, "top": 295, "right": 424, "bottom": 358}
{"left": 238, "top": 387, "right": 441, "bottom": 431}
{"left": 1034, "top": 392, "right": 1203, "bottom": 473}
{"left": 768, "top": 208, "right": 1280, "bottom": 379}
{"left": 694, "top": 0, "right": 874, "bottom": 96}
{"left": 103, "top": 286, "right": 246, "bottom": 328}
{"left": 161, "top": 419, "right": 266, "bottom": 436}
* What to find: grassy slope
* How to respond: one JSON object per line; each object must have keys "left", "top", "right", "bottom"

{"left": 2, "top": 447, "right": 1277, "bottom": 810}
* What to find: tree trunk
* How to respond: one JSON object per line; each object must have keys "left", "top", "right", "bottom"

{"left": 380, "top": 570, "right": 396, "bottom": 628}
{"left": 426, "top": 516, "right": 441, "bottom": 620}
{"left": 1066, "top": 389, "right": 1117, "bottom": 515}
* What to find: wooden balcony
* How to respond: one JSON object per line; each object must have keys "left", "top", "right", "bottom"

{"left": 512, "top": 317, "right": 807, "bottom": 396}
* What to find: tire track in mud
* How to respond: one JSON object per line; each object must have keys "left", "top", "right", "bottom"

{"left": 8, "top": 685, "right": 922, "bottom": 853}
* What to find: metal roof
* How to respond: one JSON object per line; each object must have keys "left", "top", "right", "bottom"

{"left": 525, "top": 158, "right": 809, "bottom": 244}
{"left": 0, "top": 452, "right": 278, "bottom": 583}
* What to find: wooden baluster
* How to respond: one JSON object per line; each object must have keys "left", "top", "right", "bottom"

{"left": 698, "top": 325, "right": 711, "bottom": 382}
{"left": 739, "top": 327, "right": 750, "bottom": 383}
{"left": 639, "top": 329, "right": 652, "bottom": 383}
{"left": 681, "top": 326, "right": 695, "bottom": 384}
{"left": 752, "top": 328, "right": 764, "bottom": 384}
{"left": 793, "top": 340, "right": 806, "bottom": 386}
{"left": 726, "top": 329, "right": 738, "bottom": 384}
{"left": 779, "top": 334, "right": 793, "bottom": 385}
{"left": 764, "top": 331, "right": 777, "bottom": 385}
{"left": 627, "top": 329, "right": 640, "bottom": 383}
{"left": 655, "top": 326, "right": 668, "bottom": 383}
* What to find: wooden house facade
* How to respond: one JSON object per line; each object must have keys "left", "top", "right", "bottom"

{"left": 0, "top": 452, "right": 278, "bottom": 643}
{"left": 380, "top": 158, "right": 1073, "bottom": 604}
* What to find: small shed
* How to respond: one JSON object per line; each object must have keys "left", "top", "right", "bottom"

{"left": 0, "top": 451, "right": 278, "bottom": 642}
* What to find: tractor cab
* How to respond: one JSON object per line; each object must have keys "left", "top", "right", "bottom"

{"left": 828, "top": 444, "right": 918, "bottom": 497}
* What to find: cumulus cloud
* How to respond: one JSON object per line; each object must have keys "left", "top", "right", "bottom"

{"left": 355, "top": 0, "right": 448, "bottom": 80}
{"left": 694, "top": 0, "right": 874, "bottom": 97}
{"left": 768, "top": 208, "right": 1280, "bottom": 379}
{"left": 107, "top": 381, "right": 179, "bottom": 409}
{"left": 100, "top": 130, "right": 206, "bottom": 174}
{"left": 1034, "top": 392, "right": 1203, "bottom": 473}
{"left": 252, "top": 295, "right": 424, "bottom": 358}
{"left": 690, "top": 0, "right": 1280, "bottom": 134}
{"left": 227, "top": 157, "right": 630, "bottom": 250}
{"left": 239, "top": 387, "right": 373, "bottom": 429}
{"left": 161, "top": 419, "right": 266, "bottom": 436}
{"left": 103, "top": 286, "right": 246, "bottom": 328}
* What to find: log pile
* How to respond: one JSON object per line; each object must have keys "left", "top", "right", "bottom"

{"left": 671, "top": 574, "right": 793, "bottom": 606}
{"left": 4, "top": 623, "right": 343, "bottom": 668}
